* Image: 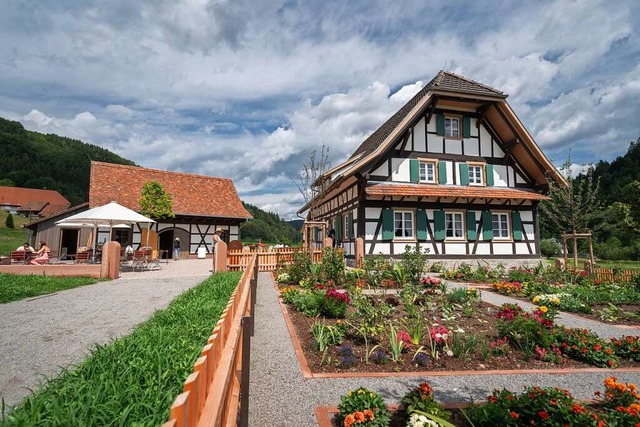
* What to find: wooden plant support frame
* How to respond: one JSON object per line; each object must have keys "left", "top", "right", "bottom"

{"left": 562, "top": 230, "right": 595, "bottom": 270}
{"left": 163, "top": 254, "right": 258, "bottom": 427}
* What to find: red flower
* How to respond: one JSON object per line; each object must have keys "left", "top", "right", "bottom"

{"left": 510, "top": 411, "right": 519, "bottom": 420}
{"left": 488, "top": 395, "right": 498, "bottom": 403}
{"left": 538, "top": 410, "right": 550, "bottom": 420}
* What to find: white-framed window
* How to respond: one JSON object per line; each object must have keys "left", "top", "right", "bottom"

{"left": 419, "top": 160, "right": 437, "bottom": 183}
{"left": 492, "top": 212, "right": 510, "bottom": 240}
{"left": 445, "top": 117, "right": 460, "bottom": 138}
{"left": 468, "top": 163, "right": 484, "bottom": 186}
{"left": 394, "top": 211, "right": 414, "bottom": 239}
{"left": 445, "top": 212, "right": 464, "bottom": 240}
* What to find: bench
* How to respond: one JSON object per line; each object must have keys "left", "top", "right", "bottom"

{"left": 10, "top": 251, "right": 27, "bottom": 264}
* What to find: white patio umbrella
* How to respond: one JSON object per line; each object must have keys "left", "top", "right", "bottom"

{"left": 55, "top": 201, "right": 155, "bottom": 257}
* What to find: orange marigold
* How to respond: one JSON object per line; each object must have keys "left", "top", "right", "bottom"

{"left": 354, "top": 411, "right": 365, "bottom": 423}
{"left": 363, "top": 409, "right": 374, "bottom": 421}
{"left": 344, "top": 414, "right": 355, "bottom": 427}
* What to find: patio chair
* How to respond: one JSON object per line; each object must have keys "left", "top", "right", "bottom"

{"left": 131, "top": 250, "right": 147, "bottom": 271}
{"left": 48, "top": 250, "right": 60, "bottom": 264}
{"left": 10, "top": 251, "right": 26, "bottom": 264}
{"left": 75, "top": 252, "right": 89, "bottom": 264}
{"left": 147, "top": 250, "right": 161, "bottom": 270}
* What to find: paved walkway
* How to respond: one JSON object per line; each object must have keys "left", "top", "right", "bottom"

{"left": 0, "top": 259, "right": 213, "bottom": 411}
{"left": 248, "top": 273, "right": 640, "bottom": 427}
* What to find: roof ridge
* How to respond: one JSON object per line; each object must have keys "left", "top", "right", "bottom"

{"left": 91, "top": 161, "right": 234, "bottom": 182}
{"left": 427, "top": 70, "right": 504, "bottom": 95}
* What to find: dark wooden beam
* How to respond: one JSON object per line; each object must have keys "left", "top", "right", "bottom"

{"left": 425, "top": 95, "right": 439, "bottom": 125}
{"left": 475, "top": 103, "right": 493, "bottom": 128}
{"left": 502, "top": 139, "right": 520, "bottom": 165}
{"left": 398, "top": 131, "right": 410, "bottom": 154}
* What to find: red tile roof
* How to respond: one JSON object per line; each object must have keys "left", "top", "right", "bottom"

{"left": 89, "top": 162, "right": 252, "bottom": 219}
{"left": 0, "top": 186, "right": 70, "bottom": 216}
{"left": 365, "top": 184, "right": 550, "bottom": 200}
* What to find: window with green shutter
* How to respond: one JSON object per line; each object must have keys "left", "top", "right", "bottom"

{"left": 434, "top": 210, "right": 445, "bottom": 241}
{"left": 409, "top": 159, "right": 419, "bottom": 183}
{"left": 463, "top": 116, "right": 471, "bottom": 138}
{"left": 466, "top": 211, "right": 477, "bottom": 240}
{"left": 512, "top": 211, "right": 523, "bottom": 241}
{"left": 382, "top": 209, "right": 394, "bottom": 240}
{"left": 348, "top": 212, "right": 354, "bottom": 239}
{"left": 486, "top": 164, "right": 494, "bottom": 187}
{"left": 482, "top": 211, "right": 493, "bottom": 240}
{"left": 416, "top": 209, "right": 427, "bottom": 240}
{"left": 436, "top": 113, "right": 445, "bottom": 136}
{"left": 459, "top": 163, "right": 469, "bottom": 186}
{"left": 335, "top": 215, "right": 343, "bottom": 240}
{"left": 438, "top": 161, "right": 447, "bottom": 184}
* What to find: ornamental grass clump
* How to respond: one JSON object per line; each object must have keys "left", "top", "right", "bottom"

{"left": 337, "top": 387, "right": 390, "bottom": 427}
{"left": 1, "top": 272, "right": 240, "bottom": 426}
{"left": 401, "top": 382, "right": 453, "bottom": 427}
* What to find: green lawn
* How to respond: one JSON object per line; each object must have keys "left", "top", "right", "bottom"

{"left": 550, "top": 257, "right": 640, "bottom": 271}
{"left": 0, "top": 211, "right": 31, "bottom": 256}
{"left": 1, "top": 271, "right": 241, "bottom": 427}
{"left": 0, "top": 274, "right": 99, "bottom": 304}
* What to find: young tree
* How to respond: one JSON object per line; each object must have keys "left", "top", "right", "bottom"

{"left": 540, "top": 158, "right": 601, "bottom": 235}
{"left": 139, "top": 181, "right": 175, "bottom": 220}
{"left": 5, "top": 213, "right": 14, "bottom": 229}
{"left": 295, "top": 143, "right": 331, "bottom": 205}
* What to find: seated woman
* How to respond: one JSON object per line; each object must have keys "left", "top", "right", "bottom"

{"left": 29, "top": 241, "right": 51, "bottom": 265}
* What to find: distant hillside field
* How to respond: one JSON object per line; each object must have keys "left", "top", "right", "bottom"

{"left": 0, "top": 117, "right": 135, "bottom": 205}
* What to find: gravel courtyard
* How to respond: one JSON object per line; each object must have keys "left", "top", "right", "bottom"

{"left": 0, "top": 258, "right": 212, "bottom": 410}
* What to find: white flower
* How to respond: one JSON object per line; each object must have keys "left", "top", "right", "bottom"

{"left": 435, "top": 333, "right": 442, "bottom": 339}
{"left": 455, "top": 328, "right": 465, "bottom": 333}
{"left": 446, "top": 350, "right": 453, "bottom": 357}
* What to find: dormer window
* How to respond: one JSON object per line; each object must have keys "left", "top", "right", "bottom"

{"left": 444, "top": 117, "right": 460, "bottom": 138}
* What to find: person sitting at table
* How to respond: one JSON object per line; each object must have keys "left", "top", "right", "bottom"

{"left": 29, "top": 241, "right": 51, "bottom": 265}
{"left": 16, "top": 243, "right": 35, "bottom": 252}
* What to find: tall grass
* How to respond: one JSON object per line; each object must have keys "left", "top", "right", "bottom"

{"left": 1, "top": 271, "right": 241, "bottom": 426}
{"left": 0, "top": 274, "right": 99, "bottom": 304}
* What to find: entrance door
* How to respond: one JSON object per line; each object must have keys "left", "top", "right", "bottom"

{"left": 158, "top": 230, "right": 174, "bottom": 259}
{"left": 60, "top": 229, "right": 79, "bottom": 259}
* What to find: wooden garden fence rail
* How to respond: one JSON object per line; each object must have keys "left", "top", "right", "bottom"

{"left": 227, "top": 247, "right": 322, "bottom": 271}
{"left": 591, "top": 267, "right": 638, "bottom": 283}
{"left": 163, "top": 253, "right": 258, "bottom": 427}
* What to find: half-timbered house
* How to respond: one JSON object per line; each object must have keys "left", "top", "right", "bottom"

{"left": 299, "top": 71, "right": 565, "bottom": 266}
{"left": 26, "top": 162, "right": 252, "bottom": 259}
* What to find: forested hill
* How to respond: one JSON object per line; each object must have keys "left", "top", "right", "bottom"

{"left": 0, "top": 117, "right": 135, "bottom": 205}
{"left": 240, "top": 202, "right": 302, "bottom": 244}
{"left": 592, "top": 138, "right": 640, "bottom": 204}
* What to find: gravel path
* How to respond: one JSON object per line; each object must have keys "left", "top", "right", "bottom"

{"left": 0, "top": 259, "right": 212, "bottom": 411}
{"left": 248, "top": 273, "right": 640, "bottom": 427}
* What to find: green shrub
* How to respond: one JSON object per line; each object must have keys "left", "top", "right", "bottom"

{"left": 400, "top": 245, "right": 428, "bottom": 286}
{"left": 288, "top": 251, "right": 312, "bottom": 284}
{"left": 540, "top": 238, "right": 561, "bottom": 258}
{"left": 290, "top": 289, "right": 325, "bottom": 316}
{"left": 321, "top": 247, "right": 345, "bottom": 285}
{"left": 5, "top": 213, "right": 14, "bottom": 229}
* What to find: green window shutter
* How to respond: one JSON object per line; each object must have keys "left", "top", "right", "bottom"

{"left": 466, "top": 211, "right": 477, "bottom": 240}
{"left": 409, "top": 159, "right": 419, "bottom": 183}
{"left": 486, "top": 164, "right": 494, "bottom": 187}
{"left": 382, "top": 209, "right": 394, "bottom": 240}
{"left": 436, "top": 114, "right": 445, "bottom": 136}
{"left": 416, "top": 209, "right": 427, "bottom": 240}
{"left": 438, "top": 161, "right": 447, "bottom": 184}
{"left": 512, "top": 211, "right": 523, "bottom": 241}
{"left": 335, "top": 216, "right": 342, "bottom": 240}
{"left": 348, "top": 212, "right": 354, "bottom": 239}
{"left": 434, "top": 211, "right": 445, "bottom": 241}
{"left": 459, "top": 163, "right": 469, "bottom": 186}
{"left": 482, "top": 211, "right": 493, "bottom": 240}
{"left": 463, "top": 116, "right": 471, "bottom": 138}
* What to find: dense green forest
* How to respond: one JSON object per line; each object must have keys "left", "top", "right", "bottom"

{"left": 540, "top": 137, "right": 640, "bottom": 260}
{"left": 240, "top": 202, "right": 302, "bottom": 244}
{"left": 0, "top": 117, "right": 135, "bottom": 205}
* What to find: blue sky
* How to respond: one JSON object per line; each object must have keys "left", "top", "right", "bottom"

{"left": 1, "top": 0, "right": 639, "bottom": 219}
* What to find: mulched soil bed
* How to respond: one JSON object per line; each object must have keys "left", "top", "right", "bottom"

{"left": 480, "top": 289, "right": 640, "bottom": 327}
{"left": 283, "top": 294, "right": 638, "bottom": 374}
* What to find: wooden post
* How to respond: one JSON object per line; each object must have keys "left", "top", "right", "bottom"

{"left": 238, "top": 317, "right": 251, "bottom": 427}
{"left": 355, "top": 237, "right": 364, "bottom": 269}
{"left": 588, "top": 231, "right": 595, "bottom": 266}
{"left": 562, "top": 232, "right": 568, "bottom": 267}
{"left": 100, "top": 241, "right": 121, "bottom": 279}
{"left": 572, "top": 230, "right": 578, "bottom": 270}
{"left": 213, "top": 241, "right": 227, "bottom": 273}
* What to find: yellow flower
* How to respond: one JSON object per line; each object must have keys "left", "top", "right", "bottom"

{"left": 533, "top": 296, "right": 540, "bottom": 303}
{"left": 539, "top": 306, "right": 549, "bottom": 313}
{"left": 552, "top": 298, "right": 560, "bottom": 304}
{"left": 358, "top": 389, "right": 365, "bottom": 395}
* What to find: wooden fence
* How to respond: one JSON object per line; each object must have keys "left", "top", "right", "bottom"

{"left": 163, "top": 254, "right": 258, "bottom": 427}
{"left": 591, "top": 267, "right": 638, "bottom": 283}
{"left": 227, "top": 247, "right": 323, "bottom": 271}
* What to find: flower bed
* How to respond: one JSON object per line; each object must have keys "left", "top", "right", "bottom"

{"left": 279, "top": 281, "right": 640, "bottom": 375}
{"left": 322, "top": 377, "right": 640, "bottom": 426}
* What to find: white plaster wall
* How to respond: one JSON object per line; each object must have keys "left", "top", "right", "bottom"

{"left": 366, "top": 207, "right": 382, "bottom": 220}
{"left": 493, "top": 243, "right": 512, "bottom": 255}
{"left": 493, "top": 165, "right": 508, "bottom": 187}
{"left": 508, "top": 167, "right": 515, "bottom": 187}
{"left": 427, "top": 134, "right": 443, "bottom": 153}
{"left": 445, "top": 161, "right": 454, "bottom": 184}
{"left": 475, "top": 243, "right": 491, "bottom": 255}
{"left": 414, "top": 118, "right": 426, "bottom": 152}
{"left": 427, "top": 117, "right": 437, "bottom": 133}
{"left": 516, "top": 243, "right": 530, "bottom": 254}
{"left": 520, "top": 211, "right": 533, "bottom": 222}
{"left": 470, "top": 118, "right": 479, "bottom": 137}
{"left": 371, "top": 161, "right": 388, "bottom": 176}
{"left": 392, "top": 158, "right": 410, "bottom": 182}
{"left": 445, "top": 243, "right": 466, "bottom": 255}
{"left": 524, "top": 224, "right": 535, "bottom": 240}
{"left": 493, "top": 141, "right": 505, "bottom": 157}
{"left": 445, "top": 139, "right": 463, "bottom": 155}
{"left": 480, "top": 126, "right": 492, "bottom": 157}
{"left": 366, "top": 243, "right": 391, "bottom": 255}
{"left": 515, "top": 172, "right": 526, "bottom": 184}
{"left": 365, "top": 223, "right": 377, "bottom": 239}
{"left": 465, "top": 139, "right": 479, "bottom": 156}
{"left": 394, "top": 242, "right": 414, "bottom": 253}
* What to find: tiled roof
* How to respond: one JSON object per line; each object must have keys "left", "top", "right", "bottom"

{"left": 24, "top": 202, "right": 90, "bottom": 228}
{"left": 349, "top": 71, "right": 505, "bottom": 161}
{"left": 0, "top": 186, "right": 70, "bottom": 216}
{"left": 365, "top": 184, "right": 550, "bottom": 200}
{"left": 89, "top": 162, "right": 252, "bottom": 219}
{"left": 425, "top": 71, "right": 506, "bottom": 98}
